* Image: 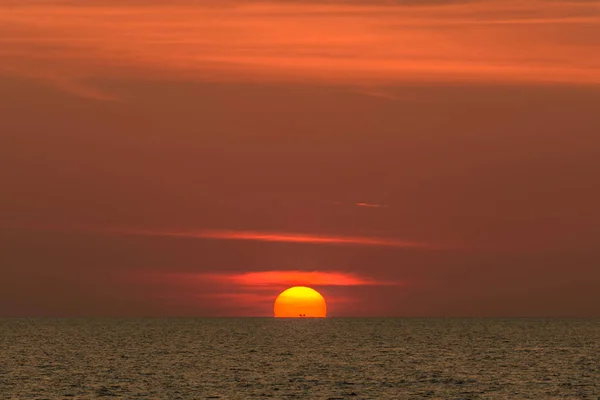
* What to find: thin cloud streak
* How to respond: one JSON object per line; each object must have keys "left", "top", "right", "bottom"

{"left": 116, "top": 228, "right": 439, "bottom": 249}
{"left": 356, "top": 202, "right": 388, "bottom": 208}
{"left": 208, "top": 271, "right": 394, "bottom": 286}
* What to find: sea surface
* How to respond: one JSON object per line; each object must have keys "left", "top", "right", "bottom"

{"left": 1, "top": 318, "right": 598, "bottom": 399}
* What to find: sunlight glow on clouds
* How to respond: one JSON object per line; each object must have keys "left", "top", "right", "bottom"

{"left": 118, "top": 228, "right": 438, "bottom": 249}
{"left": 1, "top": 0, "right": 599, "bottom": 100}
{"left": 133, "top": 270, "right": 392, "bottom": 316}
{"left": 212, "top": 270, "right": 392, "bottom": 286}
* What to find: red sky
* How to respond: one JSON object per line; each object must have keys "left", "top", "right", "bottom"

{"left": 1, "top": 0, "right": 599, "bottom": 317}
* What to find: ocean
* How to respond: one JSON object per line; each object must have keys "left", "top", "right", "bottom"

{"left": 1, "top": 318, "right": 598, "bottom": 399}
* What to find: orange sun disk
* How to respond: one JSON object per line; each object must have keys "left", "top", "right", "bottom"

{"left": 274, "top": 286, "right": 327, "bottom": 318}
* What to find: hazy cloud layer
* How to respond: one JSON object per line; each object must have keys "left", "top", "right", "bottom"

{"left": 1, "top": 0, "right": 599, "bottom": 100}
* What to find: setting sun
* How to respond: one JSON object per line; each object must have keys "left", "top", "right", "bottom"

{"left": 274, "top": 286, "right": 327, "bottom": 318}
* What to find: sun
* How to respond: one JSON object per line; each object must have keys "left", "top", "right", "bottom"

{"left": 274, "top": 286, "right": 327, "bottom": 318}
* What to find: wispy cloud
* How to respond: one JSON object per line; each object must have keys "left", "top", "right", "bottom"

{"left": 47, "top": 77, "right": 120, "bottom": 102}
{"left": 1, "top": 0, "right": 599, "bottom": 98}
{"left": 355, "top": 202, "right": 388, "bottom": 208}
{"left": 207, "top": 270, "right": 394, "bottom": 287}
{"left": 0, "top": 65, "right": 120, "bottom": 102}
{"left": 115, "top": 228, "right": 438, "bottom": 249}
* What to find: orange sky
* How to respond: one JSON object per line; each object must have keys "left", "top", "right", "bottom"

{"left": 1, "top": 0, "right": 599, "bottom": 317}
{"left": 2, "top": 0, "right": 600, "bottom": 98}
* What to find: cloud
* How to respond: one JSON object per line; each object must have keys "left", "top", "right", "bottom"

{"left": 207, "top": 270, "right": 395, "bottom": 286}
{"left": 1, "top": 0, "right": 599, "bottom": 98}
{"left": 47, "top": 77, "right": 121, "bottom": 102}
{"left": 0, "top": 64, "right": 120, "bottom": 102}
{"left": 128, "top": 269, "right": 395, "bottom": 316}
{"left": 355, "top": 202, "right": 388, "bottom": 208}
{"left": 115, "top": 228, "right": 439, "bottom": 249}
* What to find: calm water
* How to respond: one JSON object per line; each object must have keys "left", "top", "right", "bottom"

{"left": 1, "top": 319, "right": 598, "bottom": 399}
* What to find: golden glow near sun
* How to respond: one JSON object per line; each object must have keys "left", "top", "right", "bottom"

{"left": 274, "top": 286, "right": 327, "bottom": 318}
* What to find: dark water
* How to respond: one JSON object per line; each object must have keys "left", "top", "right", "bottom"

{"left": 1, "top": 319, "right": 598, "bottom": 399}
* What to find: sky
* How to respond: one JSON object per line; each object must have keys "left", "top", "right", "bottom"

{"left": 1, "top": 0, "right": 599, "bottom": 317}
